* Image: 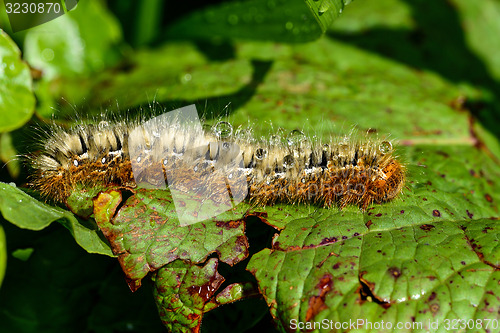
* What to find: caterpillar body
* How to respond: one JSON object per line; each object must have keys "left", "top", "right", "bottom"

{"left": 30, "top": 106, "right": 405, "bottom": 217}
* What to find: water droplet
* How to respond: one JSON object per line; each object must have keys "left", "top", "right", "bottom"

{"left": 73, "top": 160, "right": 79, "bottom": 166}
{"left": 182, "top": 73, "right": 192, "bottom": 82}
{"left": 269, "top": 135, "right": 281, "bottom": 145}
{"left": 101, "top": 157, "right": 106, "bottom": 164}
{"left": 228, "top": 14, "right": 239, "bottom": 25}
{"left": 98, "top": 120, "right": 109, "bottom": 128}
{"left": 228, "top": 173, "right": 233, "bottom": 179}
{"left": 255, "top": 148, "right": 267, "bottom": 160}
{"left": 213, "top": 121, "right": 233, "bottom": 139}
{"left": 283, "top": 154, "right": 295, "bottom": 168}
{"left": 136, "top": 156, "right": 141, "bottom": 163}
{"left": 194, "top": 165, "right": 198, "bottom": 172}
{"left": 318, "top": 1, "right": 330, "bottom": 14}
{"left": 287, "top": 129, "right": 306, "bottom": 146}
{"left": 357, "top": 146, "right": 366, "bottom": 157}
{"left": 19, "top": 199, "right": 23, "bottom": 203}
{"left": 379, "top": 141, "right": 393, "bottom": 154}
{"left": 285, "top": 21, "right": 293, "bottom": 30}
{"left": 222, "top": 142, "right": 230, "bottom": 150}
{"left": 163, "top": 158, "right": 168, "bottom": 165}
{"left": 323, "top": 144, "right": 329, "bottom": 151}
{"left": 301, "top": 178, "right": 306, "bottom": 184}
{"left": 338, "top": 144, "right": 349, "bottom": 157}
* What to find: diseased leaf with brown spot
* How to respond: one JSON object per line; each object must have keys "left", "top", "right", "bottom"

{"left": 152, "top": 259, "right": 260, "bottom": 333}
{"left": 91, "top": 188, "right": 249, "bottom": 291}
{"left": 305, "top": 274, "right": 333, "bottom": 322}
{"left": 152, "top": 259, "right": 224, "bottom": 333}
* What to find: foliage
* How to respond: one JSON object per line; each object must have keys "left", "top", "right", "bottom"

{"left": 0, "top": 0, "right": 499, "bottom": 332}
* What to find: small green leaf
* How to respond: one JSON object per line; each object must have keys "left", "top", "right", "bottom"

{"left": 210, "top": 282, "right": 259, "bottom": 309}
{"left": 66, "top": 183, "right": 108, "bottom": 219}
{"left": 0, "top": 182, "right": 113, "bottom": 256}
{"left": 0, "top": 29, "right": 35, "bottom": 133}
{"left": 152, "top": 261, "right": 259, "bottom": 332}
{"left": 11, "top": 247, "right": 34, "bottom": 261}
{"left": 152, "top": 259, "right": 225, "bottom": 333}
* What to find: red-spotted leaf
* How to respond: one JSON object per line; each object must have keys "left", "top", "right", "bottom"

{"left": 91, "top": 188, "right": 250, "bottom": 291}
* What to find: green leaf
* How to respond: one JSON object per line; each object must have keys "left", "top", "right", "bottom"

{"left": 452, "top": 0, "right": 500, "bottom": 82}
{"left": 0, "top": 29, "right": 35, "bottom": 133}
{"left": 22, "top": 0, "right": 123, "bottom": 116}
{"left": 86, "top": 45, "right": 254, "bottom": 110}
{"left": 305, "top": 0, "right": 352, "bottom": 32}
{"left": 0, "top": 182, "right": 113, "bottom": 256}
{"left": 248, "top": 213, "right": 500, "bottom": 331}
{"left": 23, "top": 0, "right": 122, "bottom": 80}
{"left": 90, "top": 188, "right": 250, "bottom": 290}
{"left": 11, "top": 247, "right": 34, "bottom": 261}
{"left": 165, "top": 0, "right": 351, "bottom": 43}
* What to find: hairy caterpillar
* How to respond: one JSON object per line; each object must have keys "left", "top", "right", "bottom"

{"left": 29, "top": 105, "right": 405, "bottom": 222}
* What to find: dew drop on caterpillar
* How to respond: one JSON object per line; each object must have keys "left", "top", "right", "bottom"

{"left": 28, "top": 105, "right": 405, "bottom": 223}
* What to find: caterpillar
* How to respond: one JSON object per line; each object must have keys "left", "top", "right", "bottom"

{"left": 29, "top": 105, "right": 405, "bottom": 221}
